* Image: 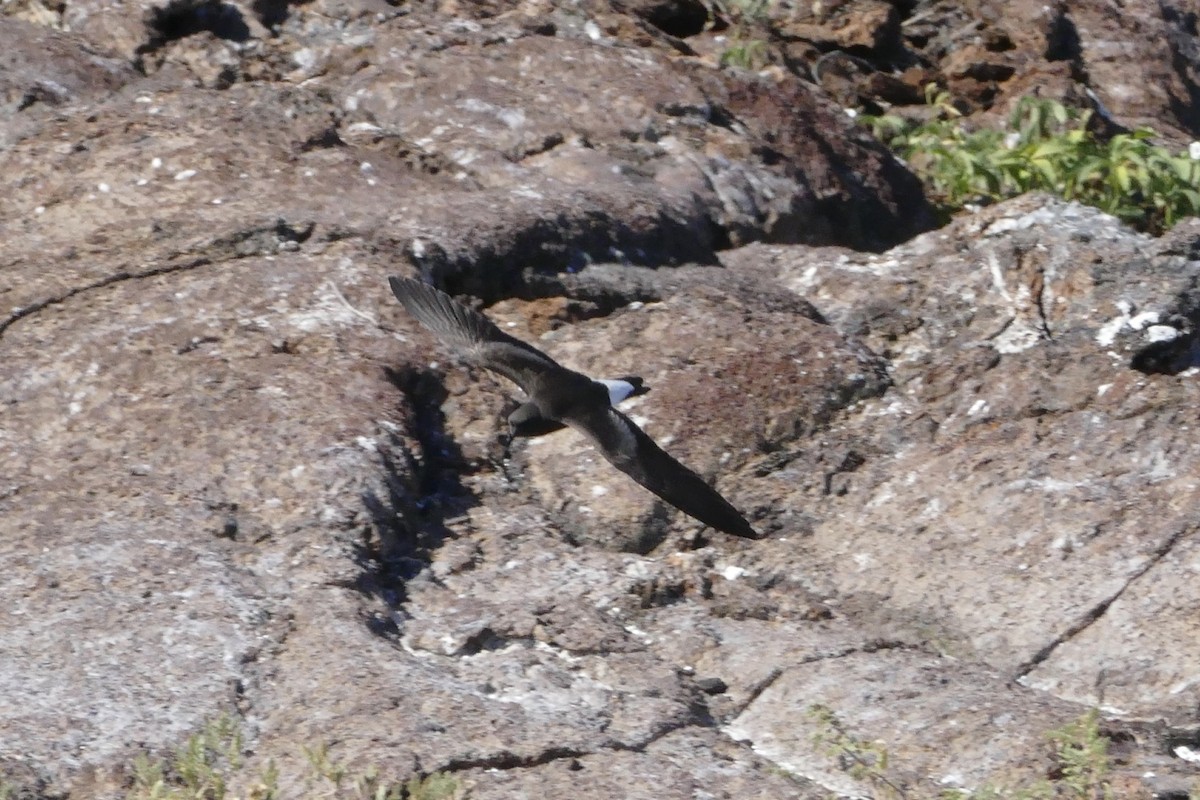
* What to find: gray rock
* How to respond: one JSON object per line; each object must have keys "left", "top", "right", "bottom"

{"left": 1, "top": 2, "right": 1198, "bottom": 798}
{"left": 724, "top": 194, "right": 1200, "bottom": 728}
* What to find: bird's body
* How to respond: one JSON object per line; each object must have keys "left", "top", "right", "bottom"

{"left": 525, "top": 367, "right": 603, "bottom": 422}
{"left": 388, "top": 277, "right": 758, "bottom": 539}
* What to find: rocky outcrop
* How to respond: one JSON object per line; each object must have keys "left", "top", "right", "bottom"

{"left": 724, "top": 196, "right": 1200, "bottom": 726}
{"left": 741, "top": 0, "right": 1200, "bottom": 144}
{"left": 1, "top": 2, "right": 1198, "bottom": 799}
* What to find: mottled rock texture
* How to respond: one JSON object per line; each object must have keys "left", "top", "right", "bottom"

{"left": 753, "top": 0, "right": 1200, "bottom": 144}
{"left": 1, "top": 1, "right": 1199, "bottom": 799}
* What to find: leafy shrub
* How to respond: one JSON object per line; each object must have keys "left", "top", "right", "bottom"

{"left": 862, "top": 88, "right": 1200, "bottom": 233}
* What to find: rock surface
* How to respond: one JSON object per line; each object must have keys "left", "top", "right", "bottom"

{"left": 741, "top": 0, "right": 1200, "bottom": 144}
{"left": 1, "top": 1, "right": 1199, "bottom": 799}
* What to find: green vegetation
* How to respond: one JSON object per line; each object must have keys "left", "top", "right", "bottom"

{"left": 1044, "top": 709, "right": 1114, "bottom": 800}
{"left": 304, "top": 741, "right": 458, "bottom": 800}
{"left": 128, "top": 714, "right": 249, "bottom": 800}
{"left": 808, "top": 703, "right": 1131, "bottom": 799}
{"left": 713, "top": 0, "right": 773, "bottom": 70}
{"left": 862, "top": 88, "right": 1200, "bottom": 233}
{"left": 9, "top": 703, "right": 1181, "bottom": 800}
{"left": 808, "top": 703, "right": 907, "bottom": 799}
{"left": 403, "top": 773, "right": 460, "bottom": 800}
{"left": 122, "top": 715, "right": 460, "bottom": 800}
{"left": 720, "top": 37, "right": 770, "bottom": 70}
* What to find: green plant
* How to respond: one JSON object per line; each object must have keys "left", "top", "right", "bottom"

{"left": 249, "top": 760, "right": 280, "bottom": 800}
{"left": 405, "top": 772, "right": 460, "bottom": 800}
{"left": 861, "top": 89, "right": 1200, "bottom": 233}
{"left": 712, "top": 0, "right": 774, "bottom": 70}
{"left": 945, "top": 709, "right": 1117, "bottom": 799}
{"left": 719, "top": 38, "right": 769, "bottom": 69}
{"left": 123, "top": 714, "right": 447, "bottom": 800}
{"left": 303, "top": 741, "right": 349, "bottom": 794}
{"left": 808, "top": 705, "right": 1129, "bottom": 800}
{"left": 808, "top": 703, "right": 907, "bottom": 799}
{"left": 126, "top": 714, "right": 249, "bottom": 800}
{"left": 1046, "top": 709, "right": 1113, "bottom": 799}
{"left": 304, "top": 742, "right": 461, "bottom": 800}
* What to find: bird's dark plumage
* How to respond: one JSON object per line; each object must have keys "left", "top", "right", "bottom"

{"left": 389, "top": 276, "right": 758, "bottom": 539}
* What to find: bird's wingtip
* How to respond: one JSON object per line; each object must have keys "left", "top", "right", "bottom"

{"left": 387, "top": 275, "right": 416, "bottom": 299}
{"left": 733, "top": 523, "right": 763, "bottom": 540}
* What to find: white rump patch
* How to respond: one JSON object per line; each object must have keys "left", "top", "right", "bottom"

{"left": 598, "top": 378, "right": 636, "bottom": 405}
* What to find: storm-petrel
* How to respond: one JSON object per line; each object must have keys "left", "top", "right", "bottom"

{"left": 388, "top": 277, "right": 758, "bottom": 539}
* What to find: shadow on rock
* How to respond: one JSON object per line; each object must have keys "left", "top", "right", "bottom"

{"left": 407, "top": 210, "right": 723, "bottom": 304}
{"left": 142, "top": 0, "right": 252, "bottom": 50}
{"left": 354, "top": 365, "right": 478, "bottom": 640}
{"left": 1130, "top": 329, "right": 1200, "bottom": 375}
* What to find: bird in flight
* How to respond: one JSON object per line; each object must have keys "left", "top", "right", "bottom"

{"left": 388, "top": 277, "right": 759, "bottom": 539}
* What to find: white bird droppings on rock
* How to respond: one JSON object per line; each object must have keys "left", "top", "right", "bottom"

{"left": 1096, "top": 306, "right": 1132, "bottom": 347}
{"left": 1174, "top": 746, "right": 1200, "bottom": 764}
{"left": 1129, "top": 310, "right": 1160, "bottom": 330}
{"left": 174, "top": 169, "right": 196, "bottom": 181}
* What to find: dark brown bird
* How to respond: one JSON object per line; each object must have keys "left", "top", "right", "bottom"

{"left": 389, "top": 277, "right": 758, "bottom": 539}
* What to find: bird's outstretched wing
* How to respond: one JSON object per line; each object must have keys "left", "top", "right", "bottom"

{"left": 391, "top": 276, "right": 758, "bottom": 538}
{"left": 566, "top": 405, "right": 759, "bottom": 539}
{"left": 389, "top": 276, "right": 560, "bottom": 395}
